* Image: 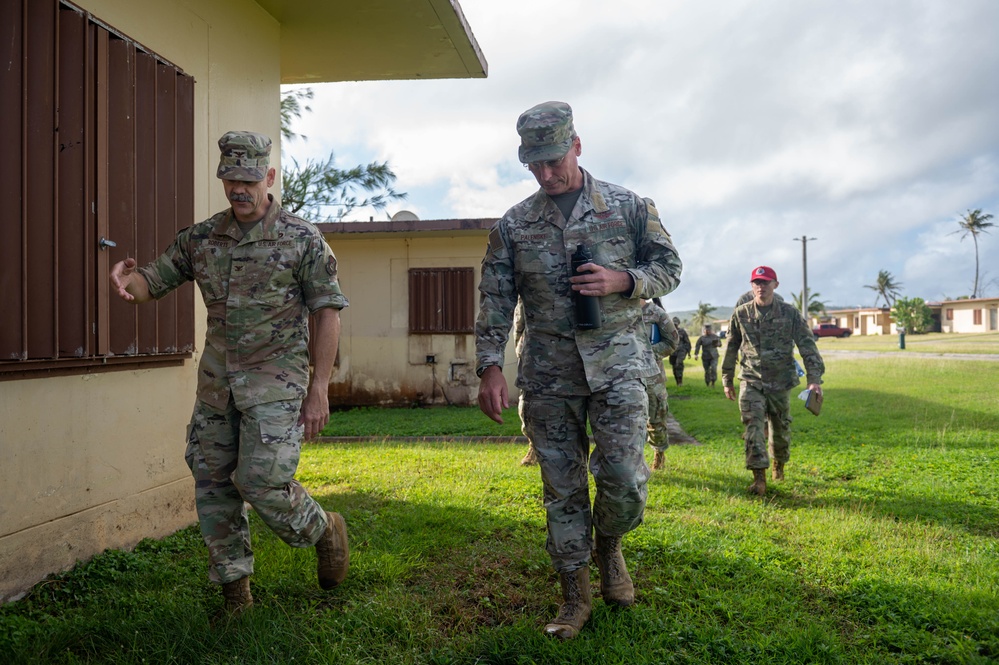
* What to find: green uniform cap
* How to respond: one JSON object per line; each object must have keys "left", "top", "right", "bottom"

{"left": 516, "top": 101, "right": 575, "bottom": 164}
{"left": 216, "top": 130, "right": 271, "bottom": 182}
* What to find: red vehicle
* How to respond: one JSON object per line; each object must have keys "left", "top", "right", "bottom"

{"left": 812, "top": 323, "right": 852, "bottom": 338}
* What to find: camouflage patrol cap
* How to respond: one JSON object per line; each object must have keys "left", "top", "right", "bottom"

{"left": 516, "top": 101, "right": 576, "bottom": 163}
{"left": 216, "top": 131, "right": 271, "bottom": 181}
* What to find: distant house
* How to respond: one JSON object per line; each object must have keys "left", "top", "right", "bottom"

{"left": 0, "top": 0, "right": 486, "bottom": 603}
{"left": 318, "top": 217, "right": 515, "bottom": 408}
{"left": 939, "top": 297, "right": 999, "bottom": 333}
{"left": 817, "top": 307, "right": 895, "bottom": 335}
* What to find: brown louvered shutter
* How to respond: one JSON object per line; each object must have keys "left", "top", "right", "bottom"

{"left": 1, "top": 0, "right": 195, "bottom": 378}
{"left": 409, "top": 268, "right": 474, "bottom": 334}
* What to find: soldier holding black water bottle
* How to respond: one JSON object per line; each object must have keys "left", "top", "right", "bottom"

{"left": 474, "top": 101, "right": 682, "bottom": 640}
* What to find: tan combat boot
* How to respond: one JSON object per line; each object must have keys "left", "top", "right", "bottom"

{"left": 772, "top": 460, "right": 785, "bottom": 481}
{"left": 543, "top": 567, "right": 592, "bottom": 639}
{"left": 222, "top": 576, "right": 253, "bottom": 614}
{"left": 651, "top": 450, "right": 665, "bottom": 471}
{"left": 748, "top": 468, "right": 767, "bottom": 496}
{"left": 593, "top": 533, "right": 635, "bottom": 607}
{"left": 520, "top": 443, "right": 539, "bottom": 466}
{"left": 316, "top": 511, "right": 350, "bottom": 590}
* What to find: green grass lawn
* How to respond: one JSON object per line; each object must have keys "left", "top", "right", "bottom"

{"left": 810, "top": 330, "right": 999, "bottom": 355}
{"left": 321, "top": 403, "right": 524, "bottom": 438}
{"left": 2, "top": 356, "right": 998, "bottom": 664}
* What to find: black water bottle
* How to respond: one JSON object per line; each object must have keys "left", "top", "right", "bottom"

{"left": 571, "top": 244, "right": 602, "bottom": 330}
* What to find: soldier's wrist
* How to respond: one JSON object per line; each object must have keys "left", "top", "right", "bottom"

{"left": 476, "top": 364, "right": 498, "bottom": 378}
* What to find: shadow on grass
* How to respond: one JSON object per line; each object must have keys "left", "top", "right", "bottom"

{"left": 658, "top": 459, "right": 999, "bottom": 540}
{"left": 455, "top": 537, "right": 999, "bottom": 664}
{"left": 667, "top": 383, "right": 999, "bottom": 538}
{"left": 809, "top": 388, "right": 999, "bottom": 442}
{"left": 0, "top": 486, "right": 553, "bottom": 664}
{"left": 6, "top": 446, "right": 998, "bottom": 664}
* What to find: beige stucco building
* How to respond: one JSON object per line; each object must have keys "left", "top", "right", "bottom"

{"left": 824, "top": 298, "right": 999, "bottom": 335}
{"left": 818, "top": 307, "right": 896, "bottom": 335}
{"left": 0, "top": 0, "right": 485, "bottom": 603}
{"left": 319, "top": 218, "right": 520, "bottom": 408}
{"left": 940, "top": 297, "right": 999, "bottom": 333}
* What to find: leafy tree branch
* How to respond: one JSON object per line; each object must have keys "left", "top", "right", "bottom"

{"left": 280, "top": 87, "right": 406, "bottom": 222}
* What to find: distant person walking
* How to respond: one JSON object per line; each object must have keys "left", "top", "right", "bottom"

{"left": 694, "top": 324, "right": 722, "bottom": 387}
{"left": 669, "top": 317, "right": 691, "bottom": 385}
{"left": 722, "top": 266, "right": 824, "bottom": 495}
{"left": 642, "top": 299, "right": 679, "bottom": 470}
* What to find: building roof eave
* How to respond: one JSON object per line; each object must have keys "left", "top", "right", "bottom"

{"left": 256, "top": 0, "right": 488, "bottom": 83}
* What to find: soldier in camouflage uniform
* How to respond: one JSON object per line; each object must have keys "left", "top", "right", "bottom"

{"left": 110, "top": 131, "right": 350, "bottom": 613}
{"left": 721, "top": 266, "right": 824, "bottom": 496}
{"left": 642, "top": 299, "right": 679, "bottom": 471}
{"left": 733, "top": 290, "right": 784, "bottom": 442}
{"left": 475, "top": 102, "right": 682, "bottom": 639}
{"left": 669, "top": 316, "right": 691, "bottom": 385}
{"left": 694, "top": 324, "right": 722, "bottom": 386}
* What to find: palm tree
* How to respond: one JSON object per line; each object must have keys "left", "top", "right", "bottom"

{"left": 864, "top": 270, "right": 903, "bottom": 308}
{"left": 952, "top": 209, "right": 995, "bottom": 298}
{"left": 792, "top": 291, "right": 827, "bottom": 318}
{"left": 690, "top": 301, "right": 717, "bottom": 331}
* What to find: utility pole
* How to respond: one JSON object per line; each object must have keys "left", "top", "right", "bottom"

{"left": 793, "top": 236, "right": 817, "bottom": 322}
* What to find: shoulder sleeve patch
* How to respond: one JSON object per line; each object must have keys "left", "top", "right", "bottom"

{"left": 487, "top": 227, "right": 504, "bottom": 254}
{"left": 642, "top": 198, "right": 670, "bottom": 240}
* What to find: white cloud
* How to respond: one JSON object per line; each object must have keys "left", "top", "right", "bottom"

{"left": 284, "top": 0, "right": 999, "bottom": 310}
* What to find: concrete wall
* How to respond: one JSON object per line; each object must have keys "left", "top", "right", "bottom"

{"left": 324, "top": 231, "right": 518, "bottom": 407}
{"left": 0, "top": 0, "right": 281, "bottom": 602}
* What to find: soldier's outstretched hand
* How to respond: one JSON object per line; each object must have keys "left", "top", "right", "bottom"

{"left": 109, "top": 257, "right": 152, "bottom": 303}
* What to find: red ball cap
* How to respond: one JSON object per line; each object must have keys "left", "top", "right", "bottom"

{"left": 750, "top": 266, "right": 777, "bottom": 282}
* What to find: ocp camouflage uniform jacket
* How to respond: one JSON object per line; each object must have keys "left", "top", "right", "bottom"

{"left": 674, "top": 327, "right": 692, "bottom": 356}
{"left": 694, "top": 332, "right": 722, "bottom": 360}
{"left": 475, "top": 168, "right": 682, "bottom": 396}
{"left": 642, "top": 301, "right": 679, "bottom": 361}
{"left": 138, "top": 196, "right": 349, "bottom": 410}
{"left": 721, "top": 299, "right": 824, "bottom": 393}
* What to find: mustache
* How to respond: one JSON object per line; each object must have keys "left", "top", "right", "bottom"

{"left": 228, "top": 193, "right": 254, "bottom": 203}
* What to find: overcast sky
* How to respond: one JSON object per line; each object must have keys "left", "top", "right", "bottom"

{"left": 284, "top": 0, "right": 999, "bottom": 313}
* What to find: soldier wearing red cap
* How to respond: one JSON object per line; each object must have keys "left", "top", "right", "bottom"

{"left": 721, "top": 266, "right": 824, "bottom": 495}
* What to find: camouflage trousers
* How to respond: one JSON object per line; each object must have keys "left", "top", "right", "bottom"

{"left": 701, "top": 355, "right": 718, "bottom": 384}
{"left": 185, "top": 397, "right": 329, "bottom": 584}
{"left": 520, "top": 379, "right": 650, "bottom": 573}
{"left": 738, "top": 383, "right": 792, "bottom": 470}
{"left": 669, "top": 352, "right": 686, "bottom": 384}
{"left": 646, "top": 372, "right": 670, "bottom": 452}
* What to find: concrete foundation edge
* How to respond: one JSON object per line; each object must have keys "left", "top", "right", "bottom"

{"left": 0, "top": 479, "right": 196, "bottom": 604}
